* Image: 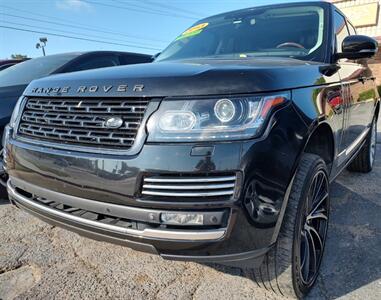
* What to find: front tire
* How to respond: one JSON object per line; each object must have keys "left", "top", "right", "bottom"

{"left": 347, "top": 118, "right": 377, "bottom": 173}
{"left": 0, "top": 148, "right": 7, "bottom": 198}
{"left": 253, "top": 153, "right": 330, "bottom": 299}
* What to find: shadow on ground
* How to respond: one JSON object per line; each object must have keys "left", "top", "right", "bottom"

{"left": 309, "top": 179, "right": 381, "bottom": 299}
{"left": 0, "top": 196, "right": 9, "bottom": 205}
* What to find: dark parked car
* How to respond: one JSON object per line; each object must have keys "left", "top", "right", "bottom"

{"left": 0, "top": 51, "right": 152, "bottom": 185}
{"left": 0, "top": 51, "right": 152, "bottom": 143}
{"left": 0, "top": 59, "right": 30, "bottom": 71}
{"left": 3, "top": 2, "right": 379, "bottom": 298}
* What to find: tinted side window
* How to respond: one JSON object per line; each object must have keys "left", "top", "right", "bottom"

{"left": 334, "top": 11, "right": 350, "bottom": 53}
{"left": 334, "top": 11, "right": 349, "bottom": 53}
{"left": 69, "top": 55, "right": 119, "bottom": 72}
{"left": 120, "top": 55, "right": 152, "bottom": 65}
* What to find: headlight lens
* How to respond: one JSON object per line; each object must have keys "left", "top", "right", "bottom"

{"left": 147, "top": 92, "right": 289, "bottom": 142}
{"left": 214, "top": 99, "right": 236, "bottom": 123}
{"left": 159, "top": 111, "right": 196, "bottom": 131}
{"left": 9, "top": 96, "right": 24, "bottom": 128}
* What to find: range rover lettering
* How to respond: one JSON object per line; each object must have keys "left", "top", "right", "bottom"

{"left": 3, "top": 2, "right": 379, "bottom": 298}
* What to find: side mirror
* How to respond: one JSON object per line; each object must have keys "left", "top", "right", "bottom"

{"left": 336, "top": 35, "right": 378, "bottom": 60}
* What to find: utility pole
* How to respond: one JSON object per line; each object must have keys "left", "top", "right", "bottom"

{"left": 36, "top": 37, "right": 48, "bottom": 56}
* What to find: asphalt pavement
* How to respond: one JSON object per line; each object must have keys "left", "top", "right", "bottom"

{"left": 0, "top": 126, "right": 380, "bottom": 300}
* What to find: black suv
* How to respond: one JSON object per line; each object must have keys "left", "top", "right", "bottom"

{"left": 3, "top": 2, "right": 379, "bottom": 298}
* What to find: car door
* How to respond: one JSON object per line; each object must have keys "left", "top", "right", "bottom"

{"left": 331, "top": 11, "right": 351, "bottom": 164}
{"left": 334, "top": 11, "right": 376, "bottom": 160}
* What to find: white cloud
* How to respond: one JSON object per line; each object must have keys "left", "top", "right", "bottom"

{"left": 56, "top": 0, "right": 93, "bottom": 12}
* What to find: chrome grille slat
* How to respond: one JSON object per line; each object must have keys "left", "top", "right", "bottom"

{"left": 143, "top": 183, "right": 235, "bottom": 190}
{"left": 142, "top": 174, "right": 237, "bottom": 199}
{"left": 17, "top": 97, "right": 149, "bottom": 149}
{"left": 142, "top": 190, "right": 234, "bottom": 197}
{"left": 144, "top": 176, "right": 236, "bottom": 183}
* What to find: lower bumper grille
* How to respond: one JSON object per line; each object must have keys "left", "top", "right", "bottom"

{"left": 142, "top": 174, "right": 237, "bottom": 199}
{"left": 8, "top": 178, "right": 228, "bottom": 241}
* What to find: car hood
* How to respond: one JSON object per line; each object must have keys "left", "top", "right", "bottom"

{"left": 24, "top": 58, "right": 333, "bottom": 98}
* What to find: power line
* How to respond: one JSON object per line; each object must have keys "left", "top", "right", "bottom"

{"left": 111, "top": 0, "right": 202, "bottom": 18}
{"left": 0, "top": 25, "right": 162, "bottom": 51}
{"left": 0, "top": 19, "right": 162, "bottom": 49}
{"left": 0, "top": 12, "right": 167, "bottom": 47}
{"left": 0, "top": 5, "right": 169, "bottom": 43}
{"left": 83, "top": 0, "right": 198, "bottom": 20}
{"left": 142, "top": 0, "right": 204, "bottom": 18}
{"left": 111, "top": 0, "right": 173, "bottom": 15}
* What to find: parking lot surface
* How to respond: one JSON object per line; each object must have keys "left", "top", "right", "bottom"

{"left": 0, "top": 129, "right": 380, "bottom": 299}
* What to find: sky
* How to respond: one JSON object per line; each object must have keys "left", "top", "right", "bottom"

{"left": 0, "top": 0, "right": 317, "bottom": 59}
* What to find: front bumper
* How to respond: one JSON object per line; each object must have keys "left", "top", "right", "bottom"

{"left": 4, "top": 103, "right": 307, "bottom": 265}
{"left": 8, "top": 177, "right": 226, "bottom": 241}
{"left": 7, "top": 177, "right": 270, "bottom": 267}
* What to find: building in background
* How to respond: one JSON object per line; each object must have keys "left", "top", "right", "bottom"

{"left": 331, "top": 0, "right": 381, "bottom": 86}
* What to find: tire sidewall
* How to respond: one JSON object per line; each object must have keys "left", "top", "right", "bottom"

{"left": 369, "top": 118, "right": 377, "bottom": 167}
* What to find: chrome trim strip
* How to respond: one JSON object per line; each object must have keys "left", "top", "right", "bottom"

{"left": 345, "top": 128, "right": 370, "bottom": 156}
{"left": 143, "top": 183, "right": 235, "bottom": 190}
{"left": 144, "top": 176, "right": 236, "bottom": 183}
{"left": 7, "top": 180, "right": 226, "bottom": 241}
{"left": 142, "top": 190, "right": 234, "bottom": 197}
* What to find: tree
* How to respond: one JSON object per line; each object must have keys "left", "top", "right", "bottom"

{"left": 10, "top": 54, "right": 28, "bottom": 60}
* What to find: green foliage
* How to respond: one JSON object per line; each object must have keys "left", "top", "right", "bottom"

{"left": 358, "top": 89, "right": 376, "bottom": 102}
{"left": 10, "top": 54, "right": 28, "bottom": 60}
{"left": 378, "top": 85, "right": 381, "bottom": 97}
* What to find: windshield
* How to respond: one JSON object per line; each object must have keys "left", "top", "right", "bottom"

{"left": 157, "top": 5, "right": 326, "bottom": 62}
{"left": 0, "top": 53, "right": 80, "bottom": 87}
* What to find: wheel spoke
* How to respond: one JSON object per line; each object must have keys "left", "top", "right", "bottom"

{"left": 307, "top": 208, "right": 328, "bottom": 221}
{"left": 246, "top": 198, "right": 255, "bottom": 214}
{"left": 306, "top": 226, "right": 318, "bottom": 274}
{"left": 306, "top": 224, "right": 324, "bottom": 251}
{"left": 310, "top": 193, "right": 328, "bottom": 216}
{"left": 312, "top": 173, "right": 324, "bottom": 203}
{"left": 301, "top": 231, "right": 310, "bottom": 281}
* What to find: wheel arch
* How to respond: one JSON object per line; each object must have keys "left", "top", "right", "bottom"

{"left": 270, "top": 121, "right": 335, "bottom": 245}
{"left": 302, "top": 122, "right": 335, "bottom": 176}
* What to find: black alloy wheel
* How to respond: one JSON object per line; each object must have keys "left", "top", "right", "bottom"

{"left": 348, "top": 117, "right": 377, "bottom": 173}
{"left": 296, "top": 169, "right": 329, "bottom": 287}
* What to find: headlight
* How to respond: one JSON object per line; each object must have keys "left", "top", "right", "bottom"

{"left": 147, "top": 92, "right": 289, "bottom": 142}
{"left": 9, "top": 96, "right": 25, "bottom": 128}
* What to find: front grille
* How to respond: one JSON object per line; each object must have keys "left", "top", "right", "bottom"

{"left": 17, "top": 97, "right": 149, "bottom": 149}
{"left": 142, "top": 174, "right": 237, "bottom": 199}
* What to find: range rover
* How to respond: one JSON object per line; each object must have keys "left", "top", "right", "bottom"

{"left": 3, "top": 2, "right": 379, "bottom": 298}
